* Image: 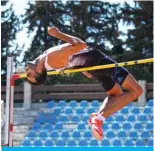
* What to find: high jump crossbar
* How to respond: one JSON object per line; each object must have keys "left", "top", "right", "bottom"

{"left": 4, "top": 57, "right": 154, "bottom": 146}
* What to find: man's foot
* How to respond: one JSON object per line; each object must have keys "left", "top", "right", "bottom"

{"left": 88, "top": 113, "right": 103, "bottom": 141}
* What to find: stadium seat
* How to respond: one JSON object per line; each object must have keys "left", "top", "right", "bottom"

{"left": 47, "top": 100, "right": 55, "bottom": 108}
{"left": 146, "top": 122, "right": 153, "bottom": 130}
{"left": 116, "top": 115, "right": 125, "bottom": 122}
{"left": 113, "top": 140, "right": 122, "bottom": 146}
{"left": 150, "top": 115, "right": 153, "bottom": 121}
{"left": 147, "top": 139, "right": 153, "bottom": 146}
{"left": 120, "top": 108, "right": 129, "bottom": 114}
{"left": 45, "top": 139, "right": 53, "bottom": 146}
{"left": 103, "top": 124, "right": 109, "bottom": 130}
{"left": 126, "top": 103, "right": 133, "bottom": 107}
{"left": 50, "top": 131, "right": 59, "bottom": 138}
{"left": 84, "top": 132, "right": 91, "bottom": 138}
{"left": 43, "top": 123, "right": 52, "bottom": 131}
{"left": 101, "top": 139, "right": 110, "bottom": 146}
{"left": 46, "top": 115, "right": 57, "bottom": 123}
{"left": 77, "top": 123, "right": 86, "bottom": 130}
{"left": 127, "top": 115, "right": 136, "bottom": 122}
{"left": 134, "top": 123, "right": 143, "bottom": 130}
{"left": 147, "top": 99, "right": 153, "bottom": 107}
{"left": 72, "top": 116, "right": 80, "bottom": 122}
{"left": 106, "top": 131, "right": 115, "bottom": 138}
{"left": 123, "top": 123, "right": 132, "bottom": 130}
{"left": 90, "top": 140, "right": 98, "bottom": 146}
{"left": 136, "top": 139, "right": 145, "bottom": 146}
{"left": 141, "top": 131, "right": 150, "bottom": 138}
{"left": 72, "top": 131, "right": 81, "bottom": 138}
{"left": 67, "top": 140, "right": 77, "bottom": 147}
{"left": 82, "top": 115, "right": 89, "bottom": 122}
{"left": 22, "top": 140, "right": 32, "bottom": 146}
{"left": 31, "top": 123, "right": 41, "bottom": 130}
{"left": 56, "top": 140, "right": 66, "bottom": 146}
{"left": 112, "top": 123, "right": 120, "bottom": 130}
{"left": 65, "top": 108, "right": 73, "bottom": 115}
{"left": 138, "top": 115, "right": 148, "bottom": 122}
{"left": 91, "top": 100, "right": 100, "bottom": 107}
{"left": 55, "top": 123, "right": 63, "bottom": 130}
{"left": 132, "top": 108, "right": 141, "bottom": 114}
{"left": 106, "top": 116, "right": 114, "bottom": 122}
{"left": 37, "top": 115, "right": 46, "bottom": 124}
{"left": 87, "top": 108, "right": 96, "bottom": 114}
{"left": 129, "top": 131, "right": 138, "bottom": 138}
{"left": 79, "top": 140, "right": 88, "bottom": 146}
{"left": 124, "top": 140, "right": 134, "bottom": 147}
{"left": 34, "top": 140, "right": 43, "bottom": 146}
{"left": 80, "top": 100, "right": 88, "bottom": 107}
{"left": 144, "top": 107, "right": 152, "bottom": 114}
{"left": 39, "top": 130, "right": 48, "bottom": 138}
{"left": 118, "top": 131, "right": 127, "bottom": 138}
{"left": 59, "top": 115, "right": 69, "bottom": 123}
{"left": 53, "top": 108, "right": 61, "bottom": 115}
{"left": 27, "top": 131, "right": 37, "bottom": 139}
{"left": 57, "top": 100, "right": 66, "bottom": 107}
{"left": 69, "top": 100, "right": 78, "bottom": 107}
{"left": 61, "top": 131, "right": 70, "bottom": 138}
{"left": 76, "top": 108, "right": 85, "bottom": 115}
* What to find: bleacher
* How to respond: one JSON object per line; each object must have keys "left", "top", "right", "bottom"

{"left": 21, "top": 99, "right": 153, "bottom": 147}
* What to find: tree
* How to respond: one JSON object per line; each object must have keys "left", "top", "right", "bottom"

{"left": 1, "top": 1, "right": 20, "bottom": 84}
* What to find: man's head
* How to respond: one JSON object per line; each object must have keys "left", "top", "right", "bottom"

{"left": 26, "top": 60, "right": 47, "bottom": 85}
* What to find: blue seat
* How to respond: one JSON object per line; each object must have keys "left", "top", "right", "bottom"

{"left": 22, "top": 140, "right": 32, "bottom": 146}
{"left": 144, "top": 107, "right": 152, "bottom": 114}
{"left": 103, "top": 124, "right": 109, "bottom": 130}
{"left": 129, "top": 131, "right": 138, "bottom": 138}
{"left": 146, "top": 122, "right": 153, "bottom": 130}
{"left": 34, "top": 140, "right": 42, "bottom": 146}
{"left": 72, "top": 116, "right": 80, "bottom": 122}
{"left": 124, "top": 140, "right": 134, "bottom": 146}
{"left": 134, "top": 123, "right": 143, "bottom": 130}
{"left": 113, "top": 140, "right": 122, "bottom": 146}
{"left": 82, "top": 115, "right": 89, "bottom": 122}
{"left": 84, "top": 132, "right": 91, "bottom": 138}
{"left": 67, "top": 140, "right": 77, "bottom": 147}
{"left": 61, "top": 131, "right": 70, "bottom": 138}
{"left": 101, "top": 139, "right": 110, "bottom": 146}
{"left": 43, "top": 123, "right": 52, "bottom": 131}
{"left": 55, "top": 123, "right": 63, "bottom": 130}
{"left": 53, "top": 108, "right": 61, "bottom": 115}
{"left": 76, "top": 108, "right": 85, "bottom": 115}
{"left": 91, "top": 100, "right": 100, "bottom": 107}
{"left": 120, "top": 108, "right": 129, "bottom": 114}
{"left": 31, "top": 123, "right": 41, "bottom": 130}
{"left": 112, "top": 123, "right": 120, "bottom": 130}
{"left": 106, "top": 131, "right": 115, "bottom": 138}
{"left": 37, "top": 115, "right": 46, "bottom": 124}
{"left": 138, "top": 115, "right": 148, "bottom": 122}
{"left": 150, "top": 115, "right": 153, "bottom": 121}
{"left": 131, "top": 108, "right": 141, "bottom": 114}
{"left": 59, "top": 115, "right": 68, "bottom": 123}
{"left": 141, "top": 131, "right": 150, "bottom": 138}
{"left": 77, "top": 123, "right": 86, "bottom": 130}
{"left": 90, "top": 140, "right": 98, "bottom": 146}
{"left": 57, "top": 100, "right": 66, "bottom": 107}
{"left": 127, "top": 115, "right": 136, "bottom": 122}
{"left": 50, "top": 131, "right": 59, "bottom": 138}
{"left": 46, "top": 115, "right": 57, "bottom": 123}
{"left": 56, "top": 140, "right": 66, "bottom": 146}
{"left": 116, "top": 116, "right": 125, "bottom": 122}
{"left": 27, "top": 131, "right": 37, "bottom": 139}
{"left": 39, "top": 130, "right": 48, "bottom": 138}
{"left": 126, "top": 103, "right": 133, "bottom": 107}
{"left": 79, "top": 140, "right": 88, "bottom": 146}
{"left": 87, "top": 108, "right": 96, "bottom": 114}
{"left": 47, "top": 100, "right": 55, "bottom": 108}
{"left": 72, "top": 131, "right": 81, "bottom": 138}
{"left": 80, "top": 100, "right": 88, "bottom": 107}
{"left": 106, "top": 116, "right": 114, "bottom": 122}
{"left": 147, "top": 99, "right": 153, "bottom": 107}
{"left": 123, "top": 123, "right": 132, "bottom": 130}
{"left": 69, "top": 100, "right": 77, "bottom": 107}
{"left": 45, "top": 139, "right": 53, "bottom": 146}
{"left": 136, "top": 139, "right": 145, "bottom": 146}
{"left": 65, "top": 108, "right": 73, "bottom": 115}
{"left": 147, "top": 139, "right": 153, "bottom": 146}
{"left": 118, "top": 131, "right": 127, "bottom": 138}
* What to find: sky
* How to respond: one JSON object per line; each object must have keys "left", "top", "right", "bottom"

{"left": 8, "top": 0, "right": 135, "bottom": 65}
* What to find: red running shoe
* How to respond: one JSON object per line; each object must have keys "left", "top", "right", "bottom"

{"left": 88, "top": 113, "right": 103, "bottom": 141}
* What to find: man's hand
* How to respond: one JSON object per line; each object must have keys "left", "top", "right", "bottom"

{"left": 48, "top": 26, "right": 60, "bottom": 36}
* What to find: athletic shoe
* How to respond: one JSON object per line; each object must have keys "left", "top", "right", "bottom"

{"left": 88, "top": 113, "right": 103, "bottom": 140}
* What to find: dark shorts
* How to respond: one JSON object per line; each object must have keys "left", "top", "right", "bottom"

{"left": 88, "top": 50, "right": 129, "bottom": 92}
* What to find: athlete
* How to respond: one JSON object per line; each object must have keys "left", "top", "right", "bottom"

{"left": 26, "top": 26, "right": 143, "bottom": 140}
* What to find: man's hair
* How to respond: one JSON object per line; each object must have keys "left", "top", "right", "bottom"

{"left": 27, "top": 71, "right": 47, "bottom": 85}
